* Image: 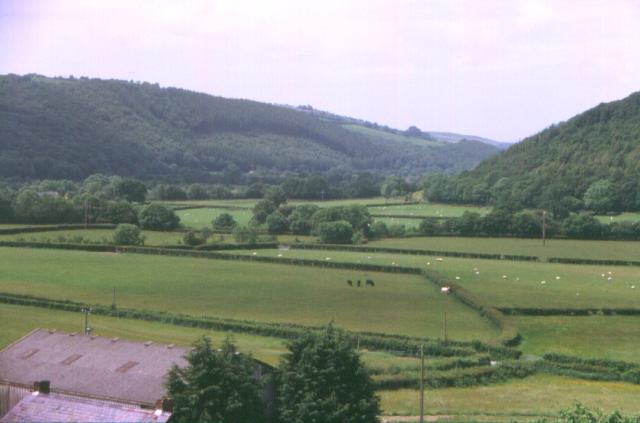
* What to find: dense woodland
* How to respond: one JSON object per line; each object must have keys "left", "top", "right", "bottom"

{"left": 424, "top": 91, "right": 640, "bottom": 213}
{"left": 0, "top": 74, "right": 499, "bottom": 182}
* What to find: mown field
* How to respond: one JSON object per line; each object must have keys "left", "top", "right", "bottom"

{"left": 176, "top": 207, "right": 254, "bottom": 229}
{"left": 372, "top": 216, "right": 423, "bottom": 229}
{"left": 0, "top": 302, "right": 287, "bottom": 365}
{"left": 368, "top": 236, "right": 640, "bottom": 261}
{"left": 368, "top": 203, "right": 491, "bottom": 218}
{"left": 0, "top": 229, "right": 185, "bottom": 246}
{"left": 222, "top": 248, "right": 640, "bottom": 308}
{"left": 0, "top": 247, "right": 498, "bottom": 340}
{"left": 515, "top": 315, "right": 640, "bottom": 363}
{"left": 379, "top": 374, "right": 640, "bottom": 417}
{"left": 595, "top": 212, "right": 640, "bottom": 223}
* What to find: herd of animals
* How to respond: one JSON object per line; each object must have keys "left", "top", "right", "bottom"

{"left": 346, "top": 279, "right": 375, "bottom": 287}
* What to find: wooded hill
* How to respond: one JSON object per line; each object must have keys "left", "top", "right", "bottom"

{"left": 0, "top": 74, "right": 499, "bottom": 182}
{"left": 425, "top": 91, "right": 640, "bottom": 213}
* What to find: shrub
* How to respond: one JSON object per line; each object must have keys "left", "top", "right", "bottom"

{"left": 266, "top": 211, "right": 288, "bottom": 234}
{"left": 212, "top": 212, "right": 237, "bottom": 231}
{"left": 317, "top": 220, "right": 353, "bottom": 244}
{"left": 138, "top": 204, "right": 180, "bottom": 230}
{"left": 113, "top": 224, "right": 145, "bottom": 245}
{"left": 183, "top": 231, "right": 206, "bottom": 246}
{"left": 233, "top": 225, "right": 259, "bottom": 244}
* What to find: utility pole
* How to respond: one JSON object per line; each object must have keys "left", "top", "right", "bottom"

{"left": 419, "top": 344, "right": 425, "bottom": 423}
{"left": 441, "top": 286, "right": 451, "bottom": 342}
{"left": 542, "top": 210, "right": 547, "bottom": 247}
{"left": 81, "top": 307, "right": 93, "bottom": 336}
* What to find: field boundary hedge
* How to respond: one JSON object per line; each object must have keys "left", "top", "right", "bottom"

{"left": 421, "top": 268, "right": 522, "bottom": 350}
{"left": 366, "top": 201, "right": 421, "bottom": 208}
{"left": 0, "top": 224, "right": 116, "bottom": 235}
{"left": 195, "top": 242, "right": 279, "bottom": 251}
{"left": 0, "top": 292, "right": 507, "bottom": 359}
{"left": 540, "top": 353, "right": 640, "bottom": 384}
{"left": 0, "top": 240, "right": 116, "bottom": 252}
{"left": 373, "top": 361, "right": 536, "bottom": 390}
{"left": 290, "top": 243, "right": 539, "bottom": 262}
{"left": 499, "top": 307, "right": 640, "bottom": 316}
{"left": 116, "top": 246, "right": 424, "bottom": 274}
{"left": 548, "top": 257, "right": 640, "bottom": 267}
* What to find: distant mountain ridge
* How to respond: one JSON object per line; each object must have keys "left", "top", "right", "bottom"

{"left": 0, "top": 74, "right": 500, "bottom": 182}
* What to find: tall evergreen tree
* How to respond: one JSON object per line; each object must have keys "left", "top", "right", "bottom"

{"left": 276, "top": 325, "right": 380, "bottom": 423}
{"left": 167, "top": 337, "right": 265, "bottom": 423}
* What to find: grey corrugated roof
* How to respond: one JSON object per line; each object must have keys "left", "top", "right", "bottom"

{"left": 0, "top": 392, "right": 170, "bottom": 422}
{"left": 0, "top": 329, "right": 190, "bottom": 405}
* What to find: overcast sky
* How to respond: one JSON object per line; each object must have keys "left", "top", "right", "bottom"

{"left": 1, "top": 0, "right": 639, "bottom": 141}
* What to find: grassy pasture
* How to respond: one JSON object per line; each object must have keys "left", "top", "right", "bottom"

{"left": 0, "top": 303, "right": 287, "bottom": 365}
{"left": 379, "top": 374, "right": 640, "bottom": 417}
{"left": 227, "top": 249, "right": 640, "bottom": 309}
{"left": 368, "top": 236, "right": 640, "bottom": 261}
{"left": 157, "top": 199, "right": 257, "bottom": 208}
{"left": 0, "top": 247, "right": 498, "bottom": 340}
{"left": 0, "top": 229, "right": 185, "bottom": 246}
{"left": 516, "top": 315, "right": 640, "bottom": 363}
{"left": 595, "top": 212, "right": 640, "bottom": 223}
{"left": 176, "top": 207, "right": 253, "bottom": 229}
{"left": 368, "top": 203, "right": 491, "bottom": 218}
{"left": 0, "top": 302, "right": 437, "bottom": 374}
{"left": 373, "top": 217, "right": 422, "bottom": 229}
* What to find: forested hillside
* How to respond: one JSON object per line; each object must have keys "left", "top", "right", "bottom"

{"left": 0, "top": 74, "right": 498, "bottom": 182}
{"left": 424, "top": 91, "right": 640, "bottom": 213}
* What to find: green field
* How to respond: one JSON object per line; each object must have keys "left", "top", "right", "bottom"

{"left": 0, "top": 229, "right": 185, "bottom": 246}
{"left": 0, "top": 303, "right": 287, "bottom": 365}
{"left": 373, "top": 216, "right": 422, "bottom": 229}
{"left": 595, "top": 213, "right": 640, "bottom": 223}
{"left": 342, "top": 124, "right": 443, "bottom": 148}
{"left": 0, "top": 247, "right": 498, "bottom": 340}
{"left": 379, "top": 374, "right": 640, "bottom": 417}
{"left": 369, "top": 236, "right": 640, "bottom": 261}
{"left": 225, "top": 249, "right": 640, "bottom": 309}
{"left": 368, "top": 203, "right": 491, "bottom": 218}
{"left": 516, "top": 316, "right": 640, "bottom": 363}
{"left": 176, "top": 208, "right": 254, "bottom": 229}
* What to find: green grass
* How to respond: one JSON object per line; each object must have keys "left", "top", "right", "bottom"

{"left": 157, "top": 199, "right": 257, "bottom": 208}
{"left": 368, "top": 203, "right": 491, "bottom": 217}
{"left": 228, "top": 249, "right": 640, "bottom": 309}
{"left": 0, "top": 229, "right": 185, "bottom": 246}
{"left": 379, "top": 374, "right": 640, "bottom": 417}
{"left": 176, "top": 208, "right": 254, "bottom": 229}
{"left": 369, "top": 236, "right": 640, "bottom": 261}
{"left": 0, "top": 247, "right": 498, "bottom": 340}
{"left": 595, "top": 213, "right": 640, "bottom": 223}
{"left": 373, "top": 217, "right": 422, "bottom": 229}
{"left": 516, "top": 315, "right": 640, "bottom": 363}
{"left": 342, "top": 124, "right": 443, "bottom": 148}
{"left": 0, "top": 303, "right": 287, "bottom": 365}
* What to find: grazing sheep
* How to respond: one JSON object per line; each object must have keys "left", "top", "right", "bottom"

{"left": 366, "top": 279, "right": 375, "bottom": 287}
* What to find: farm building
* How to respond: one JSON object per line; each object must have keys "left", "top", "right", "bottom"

{"left": 0, "top": 328, "right": 274, "bottom": 422}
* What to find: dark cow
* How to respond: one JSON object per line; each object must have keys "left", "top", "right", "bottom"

{"left": 347, "top": 280, "right": 353, "bottom": 287}
{"left": 366, "top": 279, "right": 375, "bottom": 287}
{"left": 357, "top": 280, "right": 362, "bottom": 287}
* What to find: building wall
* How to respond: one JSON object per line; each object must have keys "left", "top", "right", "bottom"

{"left": 0, "top": 383, "right": 31, "bottom": 418}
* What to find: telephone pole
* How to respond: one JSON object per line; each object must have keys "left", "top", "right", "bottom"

{"left": 419, "top": 344, "right": 425, "bottom": 423}
{"left": 82, "top": 307, "right": 93, "bottom": 336}
{"left": 542, "top": 210, "right": 547, "bottom": 247}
